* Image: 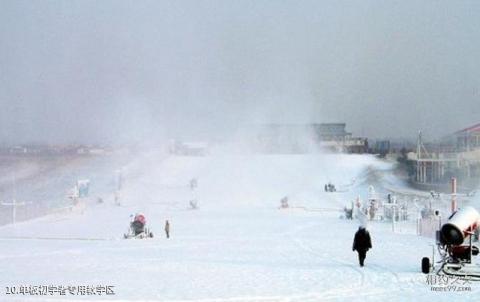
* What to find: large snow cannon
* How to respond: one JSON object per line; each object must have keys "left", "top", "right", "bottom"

{"left": 440, "top": 207, "right": 480, "bottom": 245}
{"left": 124, "top": 213, "right": 154, "bottom": 239}
{"left": 422, "top": 206, "right": 480, "bottom": 280}
{"left": 131, "top": 214, "right": 146, "bottom": 235}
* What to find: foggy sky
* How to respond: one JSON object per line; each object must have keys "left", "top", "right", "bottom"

{"left": 1, "top": 0, "right": 480, "bottom": 144}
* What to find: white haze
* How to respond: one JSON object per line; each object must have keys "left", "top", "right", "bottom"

{"left": 1, "top": 1, "right": 480, "bottom": 145}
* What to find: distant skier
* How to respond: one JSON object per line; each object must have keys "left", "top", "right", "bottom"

{"left": 189, "top": 200, "right": 198, "bottom": 210}
{"left": 344, "top": 206, "right": 353, "bottom": 220}
{"left": 165, "top": 220, "right": 170, "bottom": 239}
{"left": 280, "top": 196, "right": 289, "bottom": 209}
{"left": 189, "top": 178, "right": 198, "bottom": 190}
{"left": 352, "top": 226, "right": 372, "bottom": 267}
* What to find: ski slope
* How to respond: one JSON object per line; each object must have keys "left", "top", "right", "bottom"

{"left": 0, "top": 153, "right": 478, "bottom": 301}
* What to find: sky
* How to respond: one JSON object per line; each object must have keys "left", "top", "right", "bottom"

{"left": 1, "top": 0, "right": 480, "bottom": 144}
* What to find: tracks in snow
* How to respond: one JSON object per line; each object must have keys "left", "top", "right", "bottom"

{"left": 285, "top": 220, "right": 408, "bottom": 299}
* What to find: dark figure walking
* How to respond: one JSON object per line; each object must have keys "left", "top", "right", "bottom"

{"left": 165, "top": 220, "right": 170, "bottom": 239}
{"left": 352, "top": 226, "right": 372, "bottom": 267}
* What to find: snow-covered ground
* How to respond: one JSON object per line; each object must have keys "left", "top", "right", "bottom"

{"left": 0, "top": 153, "right": 478, "bottom": 301}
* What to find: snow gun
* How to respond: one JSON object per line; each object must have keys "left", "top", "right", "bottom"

{"left": 422, "top": 206, "right": 480, "bottom": 280}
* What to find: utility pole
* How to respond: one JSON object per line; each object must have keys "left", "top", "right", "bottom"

{"left": 1, "top": 199, "right": 26, "bottom": 225}
{"left": 391, "top": 205, "right": 395, "bottom": 232}
{"left": 1, "top": 171, "right": 25, "bottom": 224}
{"left": 451, "top": 177, "right": 457, "bottom": 214}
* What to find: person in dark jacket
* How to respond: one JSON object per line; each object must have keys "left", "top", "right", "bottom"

{"left": 352, "top": 226, "right": 372, "bottom": 267}
{"left": 165, "top": 220, "right": 170, "bottom": 239}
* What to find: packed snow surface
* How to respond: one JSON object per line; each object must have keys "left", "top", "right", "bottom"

{"left": 0, "top": 153, "right": 478, "bottom": 301}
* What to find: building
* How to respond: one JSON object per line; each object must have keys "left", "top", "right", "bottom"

{"left": 169, "top": 140, "right": 209, "bottom": 156}
{"left": 455, "top": 123, "right": 480, "bottom": 151}
{"left": 373, "top": 140, "right": 391, "bottom": 156}
{"left": 409, "top": 123, "right": 480, "bottom": 192}
{"left": 253, "top": 123, "right": 368, "bottom": 153}
{"left": 311, "top": 123, "right": 352, "bottom": 141}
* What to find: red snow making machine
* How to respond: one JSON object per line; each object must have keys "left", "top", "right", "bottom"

{"left": 124, "top": 213, "right": 154, "bottom": 239}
